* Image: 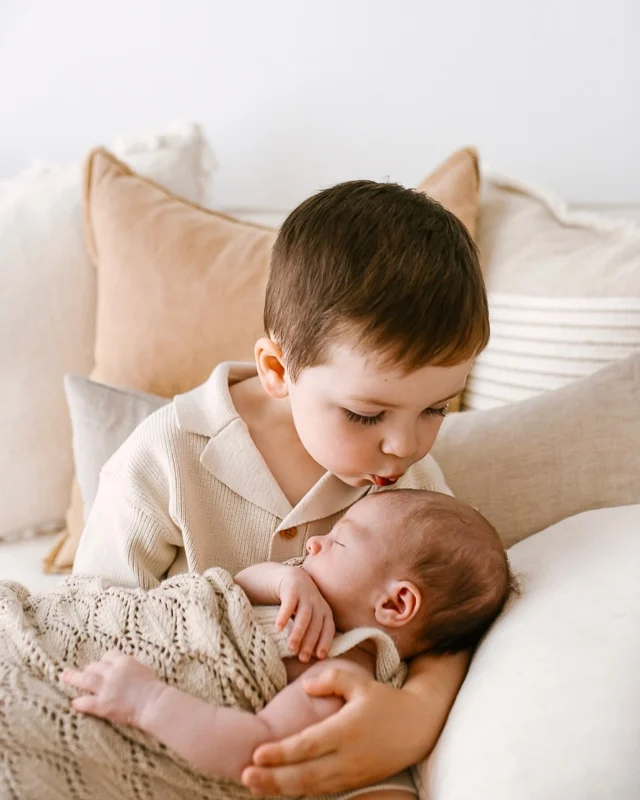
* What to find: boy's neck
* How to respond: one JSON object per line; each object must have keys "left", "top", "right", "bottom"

{"left": 230, "top": 375, "right": 326, "bottom": 506}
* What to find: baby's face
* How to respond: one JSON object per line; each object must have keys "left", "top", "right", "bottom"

{"left": 302, "top": 494, "right": 397, "bottom": 632}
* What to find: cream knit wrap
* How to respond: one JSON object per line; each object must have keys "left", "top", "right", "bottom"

{"left": 0, "top": 568, "right": 404, "bottom": 800}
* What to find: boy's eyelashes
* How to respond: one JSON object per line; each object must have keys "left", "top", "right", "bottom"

{"left": 343, "top": 406, "right": 449, "bottom": 426}
{"left": 344, "top": 409, "right": 384, "bottom": 426}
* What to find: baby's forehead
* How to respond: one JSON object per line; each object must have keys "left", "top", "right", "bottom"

{"left": 362, "top": 488, "right": 429, "bottom": 516}
{"left": 349, "top": 491, "right": 424, "bottom": 538}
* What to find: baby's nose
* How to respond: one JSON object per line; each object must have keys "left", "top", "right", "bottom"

{"left": 306, "top": 537, "right": 322, "bottom": 555}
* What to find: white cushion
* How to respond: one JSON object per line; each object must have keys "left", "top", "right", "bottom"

{"left": 418, "top": 504, "right": 640, "bottom": 800}
{"left": 467, "top": 170, "right": 640, "bottom": 410}
{"left": 0, "top": 123, "right": 216, "bottom": 540}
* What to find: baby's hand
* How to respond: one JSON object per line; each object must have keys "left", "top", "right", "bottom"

{"left": 276, "top": 568, "right": 335, "bottom": 663}
{"left": 61, "top": 650, "right": 164, "bottom": 728}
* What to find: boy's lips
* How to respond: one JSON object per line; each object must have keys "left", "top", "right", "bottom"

{"left": 371, "top": 475, "right": 401, "bottom": 487}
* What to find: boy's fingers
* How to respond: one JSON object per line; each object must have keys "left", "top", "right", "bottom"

{"left": 242, "top": 754, "right": 344, "bottom": 797}
{"left": 252, "top": 714, "right": 343, "bottom": 766}
{"left": 303, "top": 667, "right": 364, "bottom": 700}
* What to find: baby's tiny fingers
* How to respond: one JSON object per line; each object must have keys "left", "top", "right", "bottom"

{"left": 275, "top": 595, "right": 298, "bottom": 631}
{"left": 288, "top": 605, "right": 313, "bottom": 652}
{"left": 61, "top": 668, "right": 102, "bottom": 694}
{"left": 316, "top": 616, "right": 336, "bottom": 659}
{"left": 101, "top": 649, "right": 125, "bottom": 665}
{"left": 299, "top": 614, "right": 324, "bottom": 662}
{"left": 72, "top": 694, "right": 103, "bottom": 717}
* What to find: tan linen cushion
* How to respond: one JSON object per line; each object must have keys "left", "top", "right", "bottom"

{"left": 466, "top": 170, "right": 640, "bottom": 411}
{"left": 47, "top": 146, "right": 480, "bottom": 572}
{"left": 432, "top": 352, "right": 640, "bottom": 548}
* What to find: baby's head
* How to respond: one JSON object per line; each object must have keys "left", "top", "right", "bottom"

{"left": 302, "top": 489, "right": 517, "bottom": 658}
{"left": 256, "top": 180, "right": 489, "bottom": 489}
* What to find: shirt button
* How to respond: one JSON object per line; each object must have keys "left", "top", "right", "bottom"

{"left": 279, "top": 526, "right": 298, "bottom": 540}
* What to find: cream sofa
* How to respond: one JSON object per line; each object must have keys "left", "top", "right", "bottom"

{"left": 1, "top": 127, "right": 639, "bottom": 799}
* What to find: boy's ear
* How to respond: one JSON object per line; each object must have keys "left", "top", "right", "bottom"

{"left": 255, "top": 337, "right": 289, "bottom": 399}
{"left": 375, "top": 581, "right": 422, "bottom": 628}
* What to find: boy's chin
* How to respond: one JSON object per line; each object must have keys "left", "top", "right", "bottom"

{"left": 333, "top": 473, "right": 372, "bottom": 488}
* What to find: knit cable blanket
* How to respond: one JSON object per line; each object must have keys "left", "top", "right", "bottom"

{"left": 0, "top": 568, "right": 403, "bottom": 800}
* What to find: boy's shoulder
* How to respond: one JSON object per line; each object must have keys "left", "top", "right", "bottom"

{"left": 396, "top": 454, "right": 453, "bottom": 496}
{"left": 172, "top": 361, "right": 257, "bottom": 438}
{"left": 114, "top": 361, "right": 257, "bottom": 468}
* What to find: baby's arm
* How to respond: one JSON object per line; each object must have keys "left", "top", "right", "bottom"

{"left": 233, "top": 561, "right": 291, "bottom": 604}
{"left": 235, "top": 562, "right": 335, "bottom": 662}
{"left": 62, "top": 651, "right": 367, "bottom": 782}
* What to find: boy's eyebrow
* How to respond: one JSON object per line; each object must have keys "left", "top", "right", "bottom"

{"left": 346, "top": 386, "right": 466, "bottom": 409}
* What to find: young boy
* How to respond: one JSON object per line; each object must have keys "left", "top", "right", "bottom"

{"left": 64, "top": 491, "right": 513, "bottom": 789}
{"left": 73, "top": 179, "right": 489, "bottom": 797}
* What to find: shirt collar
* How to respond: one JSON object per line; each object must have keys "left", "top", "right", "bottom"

{"left": 173, "top": 361, "right": 370, "bottom": 522}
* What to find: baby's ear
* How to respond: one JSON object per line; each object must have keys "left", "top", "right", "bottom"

{"left": 375, "top": 581, "right": 422, "bottom": 628}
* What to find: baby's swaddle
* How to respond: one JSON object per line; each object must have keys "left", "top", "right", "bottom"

{"left": 0, "top": 568, "right": 403, "bottom": 800}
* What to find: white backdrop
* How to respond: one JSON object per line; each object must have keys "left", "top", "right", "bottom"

{"left": 2, "top": 0, "right": 639, "bottom": 207}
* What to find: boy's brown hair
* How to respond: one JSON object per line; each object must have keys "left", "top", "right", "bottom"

{"left": 264, "top": 180, "right": 489, "bottom": 379}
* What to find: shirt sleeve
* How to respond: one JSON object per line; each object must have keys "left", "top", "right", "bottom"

{"left": 73, "top": 419, "right": 182, "bottom": 589}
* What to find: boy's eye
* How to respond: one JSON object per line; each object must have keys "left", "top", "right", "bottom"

{"left": 423, "top": 405, "right": 449, "bottom": 419}
{"left": 344, "top": 409, "right": 385, "bottom": 426}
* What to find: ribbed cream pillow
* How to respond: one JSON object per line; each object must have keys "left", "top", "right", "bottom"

{"left": 466, "top": 170, "right": 640, "bottom": 410}
{"left": 432, "top": 352, "right": 640, "bottom": 547}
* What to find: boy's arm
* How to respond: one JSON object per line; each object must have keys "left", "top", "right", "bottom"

{"left": 73, "top": 427, "right": 181, "bottom": 589}
{"left": 241, "top": 649, "right": 470, "bottom": 796}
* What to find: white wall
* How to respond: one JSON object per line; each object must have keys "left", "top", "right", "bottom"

{"left": 1, "top": 0, "right": 639, "bottom": 206}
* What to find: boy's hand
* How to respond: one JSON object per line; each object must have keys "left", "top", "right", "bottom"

{"left": 242, "top": 668, "right": 434, "bottom": 796}
{"left": 242, "top": 651, "right": 469, "bottom": 797}
{"left": 61, "top": 650, "right": 165, "bottom": 728}
{"left": 276, "top": 567, "right": 335, "bottom": 662}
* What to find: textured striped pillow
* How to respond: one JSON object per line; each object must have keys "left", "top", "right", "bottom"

{"left": 466, "top": 171, "right": 640, "bottom": 410}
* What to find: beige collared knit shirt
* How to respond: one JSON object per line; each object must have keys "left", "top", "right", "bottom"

{"left": 74, "top": 362, "right": 452, "bottom": 590}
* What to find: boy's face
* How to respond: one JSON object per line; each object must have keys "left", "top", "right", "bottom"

{"left": 286, "top": 343, "right": 472, "bottom": 488}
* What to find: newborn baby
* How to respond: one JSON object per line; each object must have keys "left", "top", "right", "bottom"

{"left": 63, "top": 489, "right": 517, "bottom": 784}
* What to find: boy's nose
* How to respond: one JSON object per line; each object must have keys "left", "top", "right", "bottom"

{"left": 306, "top": 537, "right": 322, "bottom": 555}
{"left": 380, "top": 426, "right": 418, "bottom": 459}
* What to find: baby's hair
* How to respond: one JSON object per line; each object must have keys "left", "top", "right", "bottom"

{"left": 264, "top": 180, "right": 489, "bottom": 381}
{"left": 380, "top": 489, "right": 518, "bottom": 656}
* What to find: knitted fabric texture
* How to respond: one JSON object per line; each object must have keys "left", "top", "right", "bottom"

{"left": 0, "top": 568, "right": 404, "bottom": 800}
